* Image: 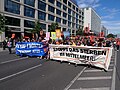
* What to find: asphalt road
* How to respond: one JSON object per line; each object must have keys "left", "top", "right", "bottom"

{"left": 115, "top": 50, "right": 120, "bottom": 90}
{"left": 0, "top": 50, "right": 115, "bottom": 90}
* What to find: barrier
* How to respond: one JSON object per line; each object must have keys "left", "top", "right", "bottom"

{"left": 49, "top": 44, "right": 113, "bottom": 71}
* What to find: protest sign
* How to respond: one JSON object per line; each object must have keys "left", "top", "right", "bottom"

{"left": 51, "top": 32, "right": 56, "bottom": 40}
{"left": 16, "top": 42, "right": 48, "bottom": 57}
{"left": 49, "top": 44, "right": 112, "bottom": 71}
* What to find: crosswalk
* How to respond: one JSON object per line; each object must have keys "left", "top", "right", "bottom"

{"left": 66, "top": 51, "right": 115, "bottom": 90}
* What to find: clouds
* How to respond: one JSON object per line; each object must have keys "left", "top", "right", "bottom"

{"left": 101, "top": 7, "right": 120, "bottom": 19}
{"left": 76, "top": 0, "right": 100, "bottom": 8}
{"left": 102, "top": 20, "right": 120, "bottom": 34}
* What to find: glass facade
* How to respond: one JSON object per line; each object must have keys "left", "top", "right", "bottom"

{"left": 63, "top": 19, "right": 67, "bottom": 25}
{"left": 63, "top": 12, "right": 67, "bottom": 18}
{"left": 48, "top": 5, "right": 55, "bottom": 13}
{"left": 63, "top": 5, "right": 67, "bottom": 11}
{"left": 24, "top": 0, "right": 35, "bottom": 7}
{"left": 38, "top": 0, "right": 46, "bottom": 11}
{"left": 56, "top": 1, "right": 61, "bottom": 8}
{"left": 40, "top": 23, "right": 46, "bottom": 29}
{"left": 24, "top": 20, "right": 35, "bottom": 28}
{"left": 38, "top": 11, "right": 46, "bottom": 20}
{"left": 56, "top": 9, "right": 61, "bottom": 16}
{"left": 68, "top": 8, "right": 71, "bottom": 14}
{"left": 5, "top": 16, "right": 20, "bottom": 26}
{"left": 56, "top": 17, "right": 61, "bottom": 23}
{"left": 48, "top": 0, "right": 54, "bottom": 4}
{"left": 48, "top": 14, "right": 54, "bottom": 21}
{"left": 68, "top": 1, "right": 71, "bottom": 7}
{"left": 63, "top": 0, "right": 67, "bottom": 4}
{"left": 2, "top": 0, "right": 84, "bottom": 36}
{"left": 24, "top": 6, "right": 35, "bottom": 18}
{"left": 4, "top": 0, "right": 20, "bottom": 14}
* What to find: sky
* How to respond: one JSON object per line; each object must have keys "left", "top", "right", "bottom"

{"left": 75, "top": 0, "right": 120, "bottom": 34}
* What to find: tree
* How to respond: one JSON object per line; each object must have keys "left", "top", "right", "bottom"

{"left": 0, "top": 14, "right": 6, "bottom": 34}
{"left": 31, "top": 20, "right": 42, "bottom": 39}
{"left": 76, "top": 27, "right": 83, "bottom": 35}
{"left": 107, "top": 33, "right": 115, "bottom": 38}
{"left": 49, "top": 22, "right": 59, "bottom": 32}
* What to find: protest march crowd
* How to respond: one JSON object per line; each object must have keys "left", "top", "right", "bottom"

{"left": 2, "top": 29, "right": 120, "bottom": 55}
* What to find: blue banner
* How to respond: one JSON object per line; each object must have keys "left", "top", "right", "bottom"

{"left": 15, "top": 42, "right": 48, "bottom": 57}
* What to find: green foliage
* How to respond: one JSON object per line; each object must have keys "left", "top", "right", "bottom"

{"left": 31, "top": 20, "right": 42, "bottom": 34}
{"left": 49, "top": 22, "right": 59, "bottom": 32}
{"left": 107, "top": 33, "right": 115, "bottom": 38}
{"left": 0, "top": 14, "right": 6, "bottom": 34}
{"left": 76, "top": 27, "right": 83, "bottom": 35}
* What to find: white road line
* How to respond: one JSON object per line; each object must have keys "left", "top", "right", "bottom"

{"left": 84, "top": 69, "right": 113, "bottom": 72}
{"left": 64, "top": 67, "right": 87, "bottom": 90}
{"left": 111, "top": 51, "right": 117, "bottom": 90}
{"left": 0, "top": 64, "right": 42, "bottom": 81}
{"left": 0, "top": 57, "right": 28, "bottom": 64}
{"left": 77, "top": 76, "right": 111, "bottom": 80}
{"left": 69, "top": 87, "right": 110, "bottom": 90}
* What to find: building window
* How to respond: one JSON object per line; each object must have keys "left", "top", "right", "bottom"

{"left": 63, "top": 0, "right": 67, "bottom": 4}
{"left": 38, "top": 11, "right": 46, "bottom": 20}
{"left": 68, "top": 15, "right": 71, "bottom": 21}
{"left": 24, "top": 20, "right": 35, "bottom": 28}
{"left": 68, "top": 1, "right": 71, "bottom": 7}
{"left": 24, "top": 0, "right": 35, "bottom": 7}
{"left": 56, "top": 9, "right": 61, "bottom": 16}
{"left": 63, "top": 5, "right": 67, "bottom": 11}
{"left": 72, "top": 11, "right": 75, "bottom": 17}
{"left": 63, "top": 28, "right": 66, "bottom": 31}
{"left": 68, "top": 8, "right": 71, "bottom": 14}
{"left": 56, "top": 1, "right": 61, "bottom": 8}
{"left": 38, "top": 0, "right": 46, "bottom": 11}
{"left": 72, "top": 23, "right": 75, "bottom": 28}
{"left": 63, "top": 12, "right": 67, "bottom": 18}
{"left": 68, "top": 21, "right": 71, "bottom": 27}
{"left": 48, "top": 5, "right": 55, "bottom": 13}
{"left": 5, "top": 16, "right": 20, "bottom": 26}
{"left": 76, "top": 14, "right": 78, "bottom": 19}
{"left": 15, "top": 0, "right": 20, "bottom": 2}
{"left": 40, "top": 23, "right": 46, "bottom": 29}
{"left": 76, "top": 24, "right": 79, "bottom": 29}
{"left": 76, "top": 7, "right": 78, "bottom": 12}
{"left": 48, "top": 14, "right": 54, "bottom": 21}
{"left": 76, "top": 19, "right": 78, "bottom": 24}
{"left": 48, "top": 0, "right": 55, "bottom": 4}
{"left": 4, "top": 0, "right": 20, "bottom": 14}
{"left": 24, "top": 6, "right": 35, "bottom": 18}
{"left": 63, "top": 19, "right": 67, "bottom": 25}
{"left": 56, "top": 17, "right": 61, "bottom": 23}
{"left": 73, "top": 5, "right": 75, "bottom": 10}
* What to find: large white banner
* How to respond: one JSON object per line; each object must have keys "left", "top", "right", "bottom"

{"left": 49, "top": 44, "right": 113, "bottom": 71}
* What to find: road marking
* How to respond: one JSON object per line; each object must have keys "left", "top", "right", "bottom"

{"left": 111, "top": 51, "right": 117, "bottom": 90}
{"left": 69, "top": 87, "right": 110, "bottom": 90}
{"left": 64, "top": 67, "right": 87, "bottom": 90}
{"left": 0, "top": 64, "right": 42, "bottom": 81}
{"left": 0, "top": 57, "right": 28, "bottom": 64}
{"left": 84, "top": 69, "right": 113, "bottom": 72}
{"left": 77, "top": 76, "right": 111, "bottom": 80}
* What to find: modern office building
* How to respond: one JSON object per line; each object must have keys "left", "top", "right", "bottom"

{"left": 101, "top": 25, "right": 108, "bottom": 36}
{"left": 84, "top": 7, "right": 101, "bottom": 35}
{"left": 0, "top": 0, "right": 84, "bottom": 40}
